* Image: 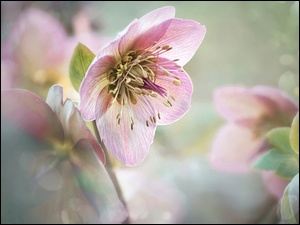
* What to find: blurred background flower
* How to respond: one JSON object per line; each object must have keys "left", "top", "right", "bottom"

{"left": 1, "top": 86, "right": 127, "bottom": 223}
{"left": 1, "top": 1, "right": 299, "bottom": 224}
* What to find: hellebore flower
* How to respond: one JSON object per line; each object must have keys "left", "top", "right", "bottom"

{"left": 1, "top": 85, "right": 127, "bottom": 223}
{"left": 79, "top": 6, "right": 206, "bottom": 166}
{"left": 1, "top": 8, "right": 109, "bottom": 99}
{"left": 210, "top": 85, "right": 298, "bottom": 198}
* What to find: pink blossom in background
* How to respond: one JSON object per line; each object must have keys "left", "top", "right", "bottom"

{"left": 1, "top": 85, "right": 128, "bottom": 223}
{"left": 210, "top": 85, "right": 298, "bottom": 199}
{"left": 79, "top": 6, "right": 206, "bottom": 166}
{"left": 1, "top": 8, "right": 110, "bottom": 99}
{"left": 1, "top": 8, "right": 67, "bottom": 81}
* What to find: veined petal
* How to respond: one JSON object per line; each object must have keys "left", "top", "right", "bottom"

{"left": 138, "top": 6, "right": 175, "bottom": 31}
{"left": 149, "top": 57, "right": 193, "bottom": 125}
{"left": 251, "top": 86, "right": 298, "bottom": 117}
{"left": 118, "top": 6, "right": 175, "bottom": 54}
{"left": 1, "top": 89, "right": 64, "bottom": 143}
{"left": 210, "top": 124, "right": 265, "bottom": 173}
{"left": 95, "top": 38, "right": 121, "bottom": 62}
{"left": 96, "top": 89, "right": 157, "bottom": 166}
{"left": 153, "top": 19, "right": 206, "bottom": 66}
{"left": 79, "top": 55, "right": 114, "bottom": 121}
{"left": 46, "top": 85, "right": 105, "bottom": 164}
{"left": 214, "top": 86, "right": 278, "bottom": 126}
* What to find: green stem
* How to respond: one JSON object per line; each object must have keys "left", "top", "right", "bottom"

{"left": 92, "top": 121, "right": 130, "bottom": 224}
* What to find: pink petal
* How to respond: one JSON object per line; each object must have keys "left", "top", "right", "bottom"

{"left": 149, "top": 57, "right": 193, "bottom": 125}
{"left": 95, "top": 89, "right": 157, "bottom": 166}
{"left": 118, "top": 6, "right": 175, "bottom": 54}
{"left": 152, "top": 19, "right": 206, "bottom": 66}
{"left": 1, "top": 89, "right": 64, "bottom": 143}
{"left": 1, "top": 58, "right": 20, "bottom": 89}
{"left": 214, "top": 86, "right": 278, "bottom": 126}
{"left": 79, "top": 55, "right": 114, "bottom": 121}
{"left": 46, "top": 85, "right": 105, "bottom": 164}
{"left": 119, "top": 18, "right": 205, "bottom": 67}
{"left": 251, "top": 86, "right": 298, "bottom": 118}
{"left": 261, "top": 171, "right": 289, "bottom": 200}
{"left": 138, "top": 6, "right": 175, "bottom": 32}
{"left": 210, "top": 124, "right": 265, "bottom": 173}
{"left": 6, "top": 8, "right": 67, "bottom": 71}
{"left": 95, "top": 38, "right": 121, "bottom": 62}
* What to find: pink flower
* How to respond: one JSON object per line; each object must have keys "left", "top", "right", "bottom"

{"left": 1, "top": 8, "right": 110, "bottom": 99}
{"left": 210, "top": 85, "right": 298, "bottom": 198}
{"left": 1, "top": 85, "right": 127, "bottom": 223}
{"left": 79, "top": 6, "right": 206, "bottom": 166}
{"left": 2, "top": 8, "right": 68, "bottom": 75}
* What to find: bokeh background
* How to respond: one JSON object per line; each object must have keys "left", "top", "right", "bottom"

{"left": 1, "top": 1, "right": 299, "bottom": 223}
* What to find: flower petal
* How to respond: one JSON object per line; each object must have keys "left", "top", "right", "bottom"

{"left": 6, "top": 8, "right": 67, "bottom": 71}
{"left": 119, "top": 17, "right": 205, "bottom": 68}
{"left": 149, "top": 58, "right": 193, "bottom": 125}
{"left": 46, "top": 85, "right": 105, "bottom": 164}
{"left": 210, "top": 124, "right": 265, "bottom": 173}
{"left": 118, "top": 6, "right": 175, "bottom": 54}
{"left": 153, "top": 19, "right": 206, "bottom": 66}
{"left": 95, "top": 89, "right": 157, "bottom": 166}
{"left": 1, "top": 89, "right": 64, "bottom": 143}
{"left": 1, "top": 58, "right": 20, "bottom": 89}
{"left": 71, "top": 139, "right": 128, "bottom": 223}
{"left": 251, "top": 86, "right": 298, "bottom": 118}
{"left": 214, "top": 86, "right": 278, "bottom": 126}
{"left": 261, "top": 171, "right": 289, "bottom": 200}
{"left": 79, "top": 55, "right": 114, "bottom": 121}
{"left": 1, "top": 137, "right": 126, "bottom": 223}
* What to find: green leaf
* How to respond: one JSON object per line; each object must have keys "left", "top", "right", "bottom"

{"left": 267, "top": 127, "right": 293, "bottom": 153}
{"left": 253, "top": 149, "right": 299, "bottom": 179}
{"left": 280, "top": 173, "right": 299, "bottom": 224}
{"left": 69, "top": 43, "right": 95, "bottom": 92}
{"left": 290, "top": 112, "right": 299, "bottom": 154}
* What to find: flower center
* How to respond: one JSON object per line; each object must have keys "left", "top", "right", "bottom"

{"left": 106, "top": 43, "right": 182, "bottom": 129}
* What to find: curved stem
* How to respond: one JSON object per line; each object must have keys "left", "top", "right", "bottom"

{"left": 93, "top": 121, "right": 130, "bottom": 224}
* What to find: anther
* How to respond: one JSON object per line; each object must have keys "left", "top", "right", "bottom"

{"left": 116, "top": 113, "right": 121, "bottom": 120}
{"left": 163, "top": 70, "right": 169, "bottom": 76}
{"left": 158, "top": 113, "right": 161, "bottom": 119}
{"left": 150, "top": 93, "right": 158, "bottom": 97}
{"left": 142, "top": 70, "right": 148, "bottom": 78}
{"left": 146, "top": 120, "right": 149, "bottom": 127}
{"left": 162, "top": 45, "right": 170, "bottom": 50}
{"left": 134, "top": 87, "right": 143, "bottom": 94}
{"left": 150, "top": 116, "right": 153, "bottom": 123}
{"left": 173, "top": 79, "right": 182, "bottom": 86}
{"left": 135, "top": 77, "right": 144, "bottom": 85}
